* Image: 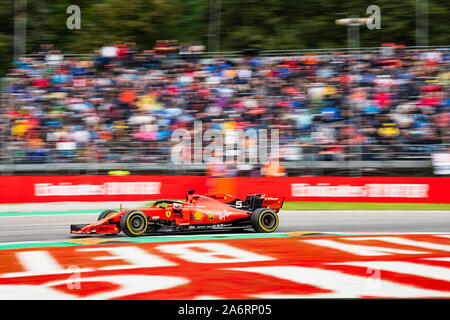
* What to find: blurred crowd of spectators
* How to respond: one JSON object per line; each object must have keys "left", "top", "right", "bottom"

{"left": 1, "top": 42, "right": 449, "bottom": 175}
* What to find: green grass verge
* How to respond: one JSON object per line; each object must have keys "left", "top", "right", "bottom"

{"left": 0, "top": 201, "right": 447, "bottom": 217}
{"left": 281, "top": 201, "right": 450, "bottom": 211}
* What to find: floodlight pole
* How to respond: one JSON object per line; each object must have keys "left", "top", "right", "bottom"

{"left": 347, "top": 19, "right": 360, "bottom": 49}
{"left": 208, "top": 0, "right": 222, "bottom": 52}
{"left": 335, "top": 17, "right": 368, "bottom": 50}
{"left": 14, "top": 0, "right": 27, "bottom": 60}
{"left": 335, "top": 17, "right": 369, "bottom": 176}
{"left": 416, "top": 0, "right": 429, "bottom": 46}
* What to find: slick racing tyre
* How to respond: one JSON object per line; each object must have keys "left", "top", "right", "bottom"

{"left": 250, "top": 208, "right": 279, "bottom": 233}
{"left": 98, "top": 209, "right": 118, "bottom": 221}
{"left": 120, "top": 210, "right": 148, "bottom": 237}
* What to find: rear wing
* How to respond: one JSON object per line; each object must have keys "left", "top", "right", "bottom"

{"left": 246, "top": 194, "right": 285, "bottom": 212}
{"left": 204, "top": 192, "right": 284, "bottom": 212}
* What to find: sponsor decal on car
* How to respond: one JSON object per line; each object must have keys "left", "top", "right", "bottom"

{"left": 192, "top": 210, "right": 204, "bottom": 222}
{"left": 218, "top": 210, "right": 234, "bottom": 221}
{"left": 95, "top": 225, "right": 117, "bottom": 233}
{"left": 211, "top": 223, "right": 233, "bottom": 229}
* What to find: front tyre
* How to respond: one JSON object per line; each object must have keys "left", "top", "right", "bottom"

{"left": 120, "top": 210, "right": 148, "bottom": 237}
{"left": 98, "top": 209, "right": 118, "bottom": 221}
{"left": 250, "top": 208, "right": 279, "bottom": 233}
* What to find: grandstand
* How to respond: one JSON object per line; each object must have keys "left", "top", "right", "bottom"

{"left": 1, "top": 44, "right": 448, "bottom": 176}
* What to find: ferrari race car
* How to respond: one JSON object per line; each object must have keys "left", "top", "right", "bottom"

{"left": 71, "top": 190, "right": 284, "bottom": 236}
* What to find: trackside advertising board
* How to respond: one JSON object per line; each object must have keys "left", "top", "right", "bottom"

{"left": 0, "top": 175, "right": 207, "bottom": 203}
{"left": 0, "top": 176, "right": 448, "bottom": 203}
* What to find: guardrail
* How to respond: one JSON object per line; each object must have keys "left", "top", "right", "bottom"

{"left": 203, "top": 45, "right": 449, "bottom": 58}
{"left": 18, "top": 45, "right": 450, "bottom": 60}
{"left": 0, "top": 143, "right": 447, "bottom": 164}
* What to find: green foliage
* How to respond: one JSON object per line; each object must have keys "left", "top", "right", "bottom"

{"left": 0, "top": 0, "right": 448, "bottom": 75}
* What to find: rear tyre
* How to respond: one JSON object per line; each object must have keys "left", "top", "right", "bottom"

{"left": 250, "top": 208, "right": 279, "bottom": 233}
{"left": 98, "top": 209, "right": 118, "bottom": 221}
{"left": 120, "top": 210, "right": 148, "bottom": 237}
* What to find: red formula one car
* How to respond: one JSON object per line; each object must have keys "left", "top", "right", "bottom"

{"left": 71, "top": 190, "right": 284, "bottom": 236}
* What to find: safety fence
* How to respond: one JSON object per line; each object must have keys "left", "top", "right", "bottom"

{"left": 0, "top": 142, "right": 447, "bottom": 164}
{"left": 0, "top": 143, "right": 446, "bottom": 175}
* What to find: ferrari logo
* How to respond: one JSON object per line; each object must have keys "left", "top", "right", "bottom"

{"left": 208, "top": 214, "right": 214, "bottom": 221}
{"left": 166, "top": 210, "right": 171, "bottom": 218}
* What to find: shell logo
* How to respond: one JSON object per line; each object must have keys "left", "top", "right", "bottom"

{"left": 192, "top": 210, "right": 204, "bottom": 221}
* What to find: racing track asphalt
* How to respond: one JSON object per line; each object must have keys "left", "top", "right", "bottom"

{"left": 0, "top": 210, "right": 449, "bottom": 243}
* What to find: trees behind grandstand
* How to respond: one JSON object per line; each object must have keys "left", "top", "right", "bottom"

{"left": 0, "top": 0, "right": 448, "bottom": 73}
